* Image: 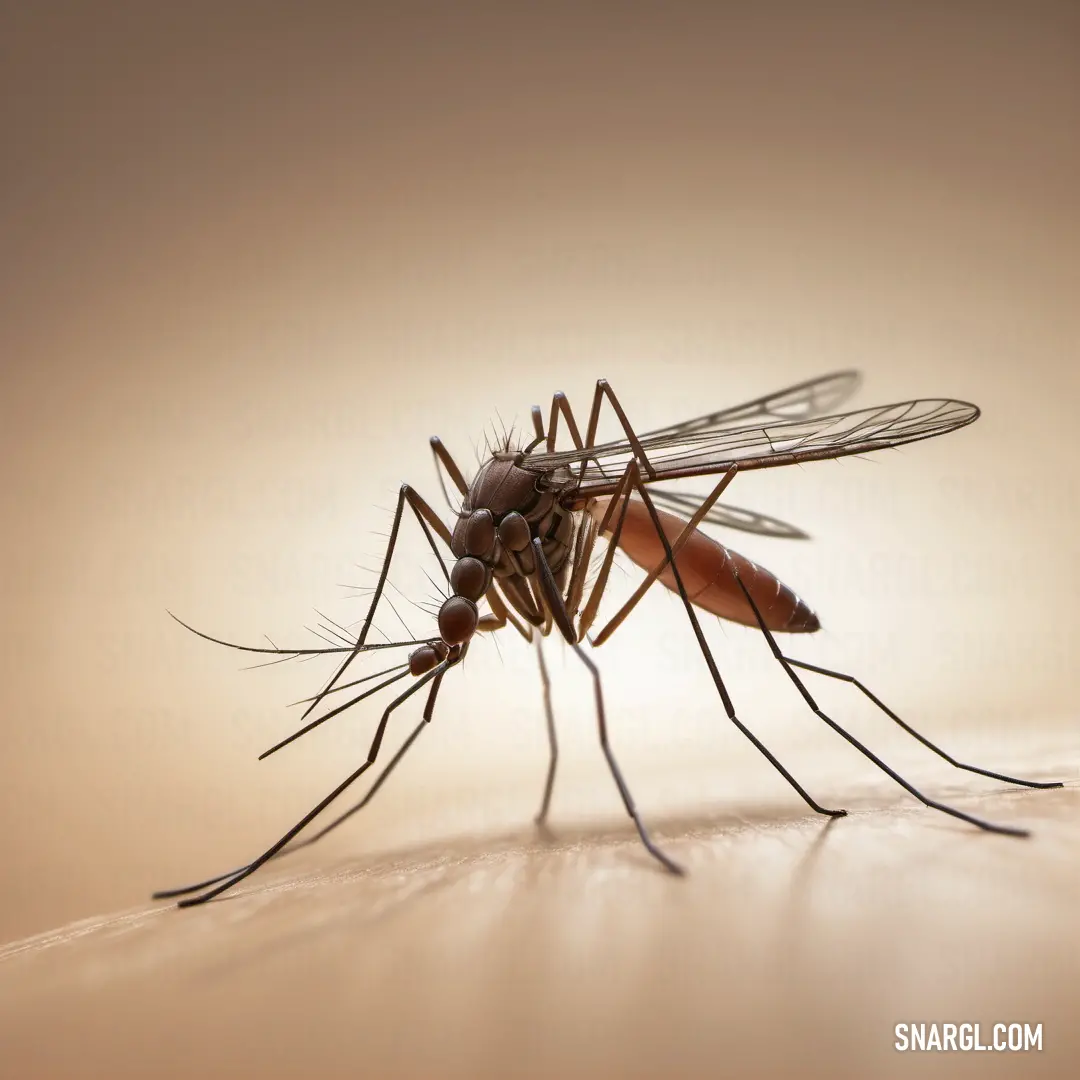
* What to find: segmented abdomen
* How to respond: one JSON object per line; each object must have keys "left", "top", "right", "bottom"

{"left": 588, "top": 496, "right": 820, "bottom": 633}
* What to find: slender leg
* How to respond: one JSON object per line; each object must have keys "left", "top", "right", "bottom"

{"left": 563, "top": 500, "right": 601, "bottom": 632}
{"left": 531, "top": 538, "right": 683, "bottom": 873}
{"left": 258, "top": 666, "right": 413, "bottom": 760}
{"left": 154, "top": 721, "right": 429, "bottom": 898}
{"left": 780, "top": 657, "right": 1063, "bottom": 790}
{"left": 549, "top": 403, "right": 664, "bottom": 616}
{"left": 581, "top": 379, "right": 658, "bottom": 479}
{"left": 537, "top": 376, "right": 739, "bottom": 485}
{"left": 589, "top": 464, "right": 739, "bottom": 647}
{"left": 403, "top": 485, "right": 456, "bottom": 560}
{"left": 499, "top": 573, "right": 545, "bottom": 627}
{"left": 534, "top": 634, "right": 559, "bottom": 825}
{"left": 299, "top": 483, "right": 452, "bottom": 726}
{"left": 171, "top": 660, "right": 452, "bottom": 906}
{"left": 477, "top": 581, "right": 532, "bottom": 641}
{"left": 571, "top": 460, "right": 842, "bottom": 816}
{"left": 576, "top": 463, "right": 638, "bottom": 641}
{"left": 153, "top": 678, "right": 442, "bottom": 900}
{"left": 730, "top": 574, "right": 1045, "bottom": 835}
{"left": 430, "top": 436, "right": 469, "bottom": 509}
{"left": 545, "top": 392, "right": 587, "bottom": 452}
{"left": 515, "top": 403, "right": 587, "bottom": 820}
{"left": 529, "top": 383, "right": 648, "bottom": 484}
{"left": 621, "top": 468, "right": 847, "bottom": 818}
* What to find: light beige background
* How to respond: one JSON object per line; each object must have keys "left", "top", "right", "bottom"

{"left": 1, "top": 3, "right": 1077, "bottom": 1078}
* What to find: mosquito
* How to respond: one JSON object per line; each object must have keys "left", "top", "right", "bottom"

{"left": 154, "top": 371, "right": 1061, "bottom": 906}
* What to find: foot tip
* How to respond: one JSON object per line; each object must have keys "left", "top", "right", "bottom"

{"left": 990, "top": 824, "right": 1031, "bottom": 838}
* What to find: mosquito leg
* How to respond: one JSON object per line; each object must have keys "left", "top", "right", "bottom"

{"left": 498, "top": 573, "right": 545, "bottom": 628}
{"left": 582, "top": 379, "right": 658, "bottom": 479}
{"left": 589, "top": 464, "right": 740, "bottom": 647}
{"left": 531, "top": 383, "right": 653, "bottom": 483}
{"left": 478, "top": 581, "right": 532, "bottom": 641}
{"left": 301, "top": 483, "right": 452, "bottom": 724}
{"left": 170, "top": 661, "right": 451, "bottom": 907}
{"left": 730, "top": 575, "right": 1036, "bottom": 836}
{"left": 154, "top": 721, "right": 427, "bottom": 899}
{"left": 430, "top": 436, "right": 469, "bottom": 509}
{"left": 576, "top": 462, "right": 638, "bottom": 640}
{"left": 403, "top": 486, "right": 456, "bottom": 560}
{"left": 288, "top": 664, "right": 449, "bottom": 847}
{"left": 782, "top": 658, "right": 1064, "bottom": 790}
{"left": 525, "top": 391, "right": 612, "bottom": 480}
{"left": 532, "top": 537, "right": 683, "bottom": 873}
{"left": 534, "top": 634, "right": 559, "bottom": 825}
{"left": 153, "top": 670, "right": 450, "bottom": 900}
{"left": 153, "top": 721, "right": 429, "bottom": 898}
{"left": 563, "top": 494, "right": 601, "bottom": 629}
{"left": 623, "top": 470, "right": 847, "bottom": 818}
{"left": 160, "top": 483, "right": 462, "bottom": 905}
{"left": 544, "top": 392, "right": 587, "bottom": 453}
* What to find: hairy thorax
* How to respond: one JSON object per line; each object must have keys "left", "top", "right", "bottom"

{"left": 449, "top": 455, "right": 576, "bottom": 579}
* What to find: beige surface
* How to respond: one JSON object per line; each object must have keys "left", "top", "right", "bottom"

{"left": 2, "top": 754, "right": 1078, "bottom": 1080}
{"left": 2, "top": 4, "right": 1078, "bottom": 1079}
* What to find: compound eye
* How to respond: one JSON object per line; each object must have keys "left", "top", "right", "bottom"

{"left": 497, "top": 511, "right": 531, "bottom": 552}
{"left": 465, "top": 510, "right": 496, "bottom": 558}
{"left": 408, "top": 645, "right": 439, "bottom": 677}
{"left": 450, "top": 556, "right": 490, "bottom": 601}
{"left": 438, "top": 596, "right": 478, "bottom": 646}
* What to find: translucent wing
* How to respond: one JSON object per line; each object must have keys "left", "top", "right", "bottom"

{"left": 619, "top": 373, "right": 861, "bottom": 539}
{"left": 648, "top": 489, "right": 810, "bottom": 540}
{"left": 642, "top": 370, "right": 862, "bottom": 438}
{"left": 524, "top": 395, "right": 980, "bottom": 500}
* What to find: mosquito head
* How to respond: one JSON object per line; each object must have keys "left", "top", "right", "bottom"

{"left": 408, "top": 640, "right": 449, "bottom": 677}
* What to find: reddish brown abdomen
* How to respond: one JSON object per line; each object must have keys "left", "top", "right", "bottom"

{"left": 589, "top": 496, "right": 819, "bottom": 633}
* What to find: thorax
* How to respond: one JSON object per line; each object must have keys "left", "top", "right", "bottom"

{"left": 450, "top": 455, "right": 576, "bottom": 579}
